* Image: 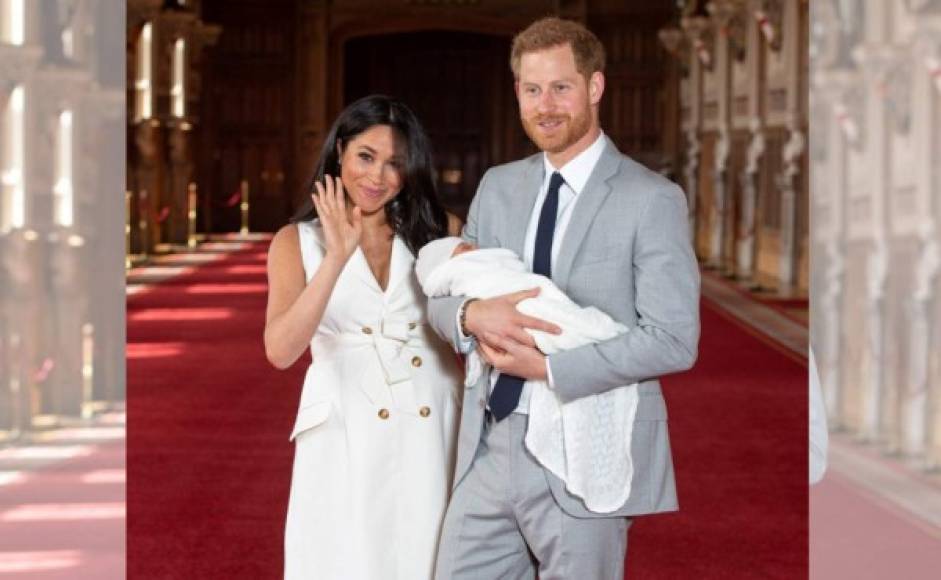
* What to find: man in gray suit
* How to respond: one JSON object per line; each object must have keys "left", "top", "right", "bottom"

{"left": 429, "top": 17, "right": 700, "bottom": 579}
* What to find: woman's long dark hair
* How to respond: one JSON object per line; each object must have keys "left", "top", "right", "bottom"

{"left": 292, "top": 95, "right": 448, "bottom": 255}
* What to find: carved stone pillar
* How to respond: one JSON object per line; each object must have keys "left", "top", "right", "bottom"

{"left": 707, "top": 0, "right": 745, "bottom": 274}
{"left": 905, "top": 31, "right": 941, "bottom": 464}
{"left": 45, "top": 231, "right": 88, "bottom": 417}
{"left": 711, "top": 124, "right": 730, "bottom": 268}
{"left": 158, "top": 9, "right": 219, "bottom": 246}
{"left": 814, "top": 68, "right": 862, "bottom": 430}
{"left": 907, "top": 222, "right": 939, "bottom": 461}
{"left": 769, "top": 0, "right": 806, "bottom": 293}
{"left": 810, "top": 0, "right": 859, "bottom": 430}
{"left": 684, "top": 128, "right": 701, "bottom": 238}
{"left": 776, "top": 120, "right": 804, "bottom": 291}
{"left": 166, "top": 124, "right": 193, "bottom": 245}
{"left": 862, "top": 233, "right": 888, "bottom": 442}
{"left": 133, "top": 120, "right": 163, "bottom": 254}
{"left": 855, "top": 43, "right": 910, "bottom": 446}
{"left": 0, "top": 231, "right": 44, "bottom": 431}
{"left": 681, "top": 15, "right": 711, "bottom": 253}
{"left": 738, "top": 117, "right": 765, "bottom": 280}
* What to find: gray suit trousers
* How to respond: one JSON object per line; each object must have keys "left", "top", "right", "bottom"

{"left": 434, "top": 413, "right": 631, "bottom": 580}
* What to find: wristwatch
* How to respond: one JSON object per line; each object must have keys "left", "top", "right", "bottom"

{"left": 459, "top": 298, "right": 479, "bottom": 338}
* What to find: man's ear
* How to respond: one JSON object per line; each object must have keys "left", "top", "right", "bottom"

{"left": 589, "top": 71, "right": 605, "bottom": 106}
{"left": 514, "top": 80, "right": 521, "bottom": 101}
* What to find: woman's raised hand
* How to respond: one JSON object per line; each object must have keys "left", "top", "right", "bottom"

{"left": 312, "top": 175, "right": 362, "bottom": 263}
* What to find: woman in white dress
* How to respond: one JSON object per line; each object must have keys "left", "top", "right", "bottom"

{"left": 264, "top": 95, "right": 463, "bottom": 579}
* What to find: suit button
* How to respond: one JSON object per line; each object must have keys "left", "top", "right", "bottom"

{"left": 378, "top": 408, "right": 390, "bottom": 420}
{"left": 408, "top": 322, "right": 417, "bottom": 330}
{"left": 419, "top": 406, "right": 431, "bottom": 417}
{"left": 362, "top": 326, "right": 373, "bottom": 335}
{"left": 411, "top": 356, "right": 422, "bottom": 367}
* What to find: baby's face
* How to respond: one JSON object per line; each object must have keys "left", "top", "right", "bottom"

{"left": 451, "top": 242, "right": 477, "bottom": 257}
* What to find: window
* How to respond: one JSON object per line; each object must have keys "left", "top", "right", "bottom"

{"left": 62, "top": 26, "right": 74, "bottom": 59}
{"left": 135, "top": 23, "right": 153, "bottom": 121}
{"left": 171, "top": 38, "right": 185, "bottom": 118}
{"left": 53, "top": 110, "right": 73, "bottom": 227}
{"left": 1, "top": 85, "right": 25, "bottom": 231}
{"left": 0, "top": 0, "right": 25, "bottom": 46}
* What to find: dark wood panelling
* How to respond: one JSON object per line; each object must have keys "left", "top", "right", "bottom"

{"left": 200, "top": 0, "right": 296, "bottom": 233}
{"left": 343, "top": 31, "right": 529, "bottom": 218}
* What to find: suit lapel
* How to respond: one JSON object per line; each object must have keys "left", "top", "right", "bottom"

{"left": 553, "top": 138, "right": 622, "bottom": 288}
{"left": 504, "top": 156, "right": 544, "bottom": 257}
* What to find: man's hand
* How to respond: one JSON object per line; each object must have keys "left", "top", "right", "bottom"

{"left": 465, "top": 288, "right": 561, "bottom": 347}
{"left": 478, "top": 332, "right": 548, "bottom": 381}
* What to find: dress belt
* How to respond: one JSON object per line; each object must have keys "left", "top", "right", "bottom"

{"left": 311, "top": 320, "right": 432, "bottom": 385}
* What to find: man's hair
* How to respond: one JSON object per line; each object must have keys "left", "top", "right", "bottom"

{"left": 510, "top": 17, "right": 605, "bottom": 80}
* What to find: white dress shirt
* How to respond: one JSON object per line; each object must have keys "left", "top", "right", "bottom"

{"left": 457, "top": 131, "right": 607, "bottom": 414}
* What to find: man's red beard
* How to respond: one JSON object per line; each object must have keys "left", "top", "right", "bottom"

{"left": 522, "top": 108, "right": 592, "bottom": 154}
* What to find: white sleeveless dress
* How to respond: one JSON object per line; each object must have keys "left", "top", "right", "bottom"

{"left": 284, "top": 220, "right": 463, "bottom": 579}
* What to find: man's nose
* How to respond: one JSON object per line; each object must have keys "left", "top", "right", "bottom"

{"left": 536, "top": 90, "right": 555, "bottom": 113}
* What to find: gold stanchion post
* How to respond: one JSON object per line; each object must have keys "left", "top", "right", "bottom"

{"left": 8, "top": 332, "right": 22, "bottom": 440}
{"left": 240, "top": 179, "right": 250, "bottom": 235}
{"left": 187, "top": 182, "right": 198, "bottom": 248}
{"left": 125, "top": 190, "right": 132, "bottom": 269}
{"left": 139, "top": 189, "right": 149, "bottom": 259}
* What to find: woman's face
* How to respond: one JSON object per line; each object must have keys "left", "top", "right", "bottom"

{"left": 338, "top": 124, "right": 406, "bottom": 216}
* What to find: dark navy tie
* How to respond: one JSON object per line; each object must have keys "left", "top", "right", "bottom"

{"left": 489, "top": 171, "right": 564, "bottom": 421}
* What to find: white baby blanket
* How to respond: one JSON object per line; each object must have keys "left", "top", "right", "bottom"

{"left": 417, "top": 241, "right": 640, "bottom": 513}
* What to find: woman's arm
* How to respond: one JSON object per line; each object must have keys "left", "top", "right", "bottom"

{"left": 263, "top": 224, "right": 345, "bottom": 369}
{"left": 264, "top": 176, "right": 361, "bottom": 369}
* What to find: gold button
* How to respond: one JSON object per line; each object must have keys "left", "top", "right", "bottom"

{"left": 408, "top": 322, "right": 417, "bottom": 330}
{"left": 419, "top": 406, "right": 431, "bottom": 417}
{"left": 411, "top": 356, "right": 422, "bottom": 367}
{"left": 378, "top": 408, "right": 390, "bottom": 420}
{"left": 362, "top": 326, "right": 373, "bottom": 335}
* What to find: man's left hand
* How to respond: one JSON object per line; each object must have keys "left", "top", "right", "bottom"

{"left": 478, "top": 332, "right": 547, "bottom": 381}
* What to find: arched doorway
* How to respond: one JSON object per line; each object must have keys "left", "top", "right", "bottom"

{"left": 342, "top": 31, "right": 533, "bottom": 218}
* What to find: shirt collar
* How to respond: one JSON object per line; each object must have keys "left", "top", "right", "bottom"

{"left": 542, "top": 131, "right": 607, "bottom": 196}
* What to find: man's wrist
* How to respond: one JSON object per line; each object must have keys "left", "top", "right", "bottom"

{"left": 459, "top": 298, "right": 479, "bottom": 338}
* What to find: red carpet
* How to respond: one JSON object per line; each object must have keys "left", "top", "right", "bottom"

{"left": 128, "top": 243, "right": 807, "bottom": 579}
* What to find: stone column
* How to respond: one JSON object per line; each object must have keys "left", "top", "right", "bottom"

{"left": 739, "top": 117, "right": 764, "bottom": 281}
{"left": 736, "top": 2, "right": 765, "bottom": 282}
{"left": 682, "top": 16, "right": 710, "bottom": 246}
{"left": 904, "top": 31, "right": 941, "bottom": 463}
{"left": 776, "top": 119, "right": 804, "bottom": 292}
{"left": 159, "top": 10, "right": 219, "bottom": 247}
{"left": 707, "top": 0, "right": 743, "bottom": 275}
{"left": 855, "top": 30, "right": 903, "bottom": 444}
{"left": 817, "top": 79, "right": 844, "bottom": 424}
{"left": 810, "top": 0, "right": 859, "bottom": 430}
{"left": 0, "top": 231, "right": 44, "bottom": 430}
{"left": 166, "top": 123, "right": 193, "bottom": 246}
{"left": 774, "top": 0, "right": 806, "bottom": 293}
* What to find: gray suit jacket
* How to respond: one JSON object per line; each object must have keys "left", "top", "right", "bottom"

{"left": 428, "top": 137, "right": 700, "bottom": 518}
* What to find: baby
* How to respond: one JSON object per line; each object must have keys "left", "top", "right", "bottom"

{"left": 415, "top": 237, "right": 628, "bottom": 379}
{"left": 415, "top": 236, "right": 640, "bottom": 513}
